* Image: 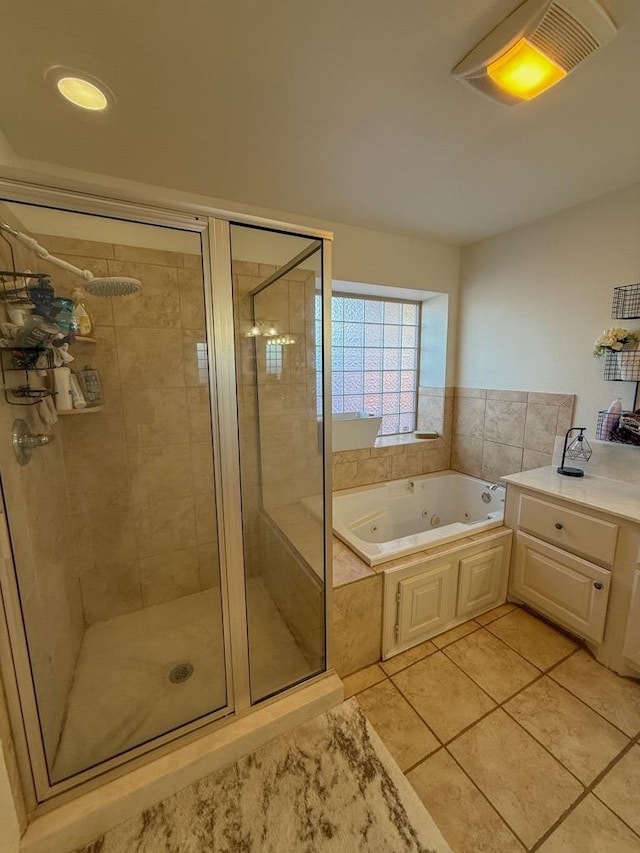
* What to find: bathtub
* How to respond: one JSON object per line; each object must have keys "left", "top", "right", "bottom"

{"left": 332, "top": 472, "right": 505, "bottom": 566}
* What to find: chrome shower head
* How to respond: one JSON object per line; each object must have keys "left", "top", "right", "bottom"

{"left": 84, "top": 276, "right": 142, "bottom": 297}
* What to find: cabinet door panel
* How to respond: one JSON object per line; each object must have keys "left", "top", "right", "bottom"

{"left": 397, "top": 562, "right": 457, "bottom": 645}
{"left": 512, "top": 533, "right": 610, "bottom": 643}
{"left": 457, "top": 545, "right": 504, "bottom": 618}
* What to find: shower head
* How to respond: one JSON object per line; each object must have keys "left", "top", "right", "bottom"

{"left": 0, "top": 222, "right": 143, "bottom": 298}
{"left": 84, "top": 276, "right": 141, "bottom": 297}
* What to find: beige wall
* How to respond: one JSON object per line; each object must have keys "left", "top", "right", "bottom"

{"left": 456, "top": 183, "right": 640, "bottom": 429}
{"left": 0, "top": 203, "right": 84, "bottom": 769}
{"left": 0, "top": 152, "right": 461, "bottom": 384}
{"left": 451, "top": 388, "right": 575, "bottom": 481}
{"left": 32, "top": 234, "right": 219, "bottom": 624}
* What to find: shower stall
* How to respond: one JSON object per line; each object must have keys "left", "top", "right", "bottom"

{"left": 0, "top": 179, "right": 332, "bottom": 814}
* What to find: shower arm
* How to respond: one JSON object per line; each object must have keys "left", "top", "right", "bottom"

{"left": 0, "top": 222, "right": 94, "bottom": 282}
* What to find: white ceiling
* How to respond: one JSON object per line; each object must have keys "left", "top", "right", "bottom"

{"left": 0, "top": 0, "right": 638, "bottom": 245}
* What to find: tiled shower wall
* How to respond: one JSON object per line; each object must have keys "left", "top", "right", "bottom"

{"left": 0, "top": 204, "right": 84, "bottom": 767}
{"left": 451, "top": 388, "right": 575, "bottom": 481}
{"left": 35, "top": 235, "right": 219, "bottom": 625}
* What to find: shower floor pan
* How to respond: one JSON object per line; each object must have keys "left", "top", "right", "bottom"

{"left": 52, "top": 578, "right": 310, "bottom": 782}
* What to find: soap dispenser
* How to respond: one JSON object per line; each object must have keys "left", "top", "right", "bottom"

{"left": 70, "top": 288, "right": 94, "bottom": 338}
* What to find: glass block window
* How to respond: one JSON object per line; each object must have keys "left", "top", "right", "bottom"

{"left": 315, "top": 294, "right": 420, "bottom": 436}
{"left": 265, "top": 342, "right": 283, "bottom": 378}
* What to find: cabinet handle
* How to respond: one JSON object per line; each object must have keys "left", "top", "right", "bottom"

{"left": 555, "top": 522, "right": 563, "bottom": 530}
{"left": 594, "top": 582, "right": 603, "bottom": 590}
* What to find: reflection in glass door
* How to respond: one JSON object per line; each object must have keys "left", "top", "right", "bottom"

{"left": 0, "top": 199, "right": 229, "bottom": 788}
{"left": 230, "top": 225, "right": 327, "bottom": 702}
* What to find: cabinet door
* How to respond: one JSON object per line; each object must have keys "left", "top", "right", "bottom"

{"left": 512, "top": 532, "right": 611, "bottom": 643}
{"left": 457, "top": 545, "right": 505, "bottom": 618}
{"left": 623, "top": 570, "right": 640, "bottom": 668}
{"left": 397, "top": 561, "right": 457, "bottom": 646}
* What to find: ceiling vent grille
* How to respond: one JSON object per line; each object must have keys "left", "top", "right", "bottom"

{"left": 530, "top": 3, "right": 600, "bottom": 70}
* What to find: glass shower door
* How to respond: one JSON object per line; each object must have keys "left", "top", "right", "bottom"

{"left": 0, "top": 198, "right": 230, "bottom": 792}
{"left": 230, "top": 224, "right": 327, "bottom": 702}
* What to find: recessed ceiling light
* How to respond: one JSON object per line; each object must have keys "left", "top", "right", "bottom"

{"left": 56, "top": 76, "right": 109, "bottom": 111}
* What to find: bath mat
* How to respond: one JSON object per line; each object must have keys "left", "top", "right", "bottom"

{"left": 74, "top": 698, "right": 450, "bottom": 852}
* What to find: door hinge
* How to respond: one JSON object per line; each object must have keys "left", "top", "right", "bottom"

{"left": 394, "top": 623, "right": 399, "bottom": 638}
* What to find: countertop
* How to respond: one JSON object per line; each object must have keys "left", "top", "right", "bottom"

{"left": 501, "top": 466, "right": 640, "bottom": 525}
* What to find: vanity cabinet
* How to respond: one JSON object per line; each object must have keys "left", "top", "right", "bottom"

{"left": 383, "top": 529, "right": 512, "bottom": 658}
{"left": 504, "top": 478, "right": 640, "bottom": 676}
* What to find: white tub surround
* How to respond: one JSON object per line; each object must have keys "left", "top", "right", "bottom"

{"left": 331, "top": 412, "right": 382, "bottom": 451}
{"left": 334, "top": 472, "right": 505, "bottom": 566}
{"left": 503, "top": 465, "right": 640, "bottom": 677}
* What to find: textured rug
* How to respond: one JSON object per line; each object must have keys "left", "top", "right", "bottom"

{"left": 75, "top": 698, "right": 450, "bottom": 852}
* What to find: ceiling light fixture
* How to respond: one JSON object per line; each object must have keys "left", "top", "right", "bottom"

{"left": 46, "top": 67, "right": 113, "bottom": 112}
{"left": 57, "top": 76, "right": 108, "bottom": 111}
{"left": 452, "top": 0, "right": 617, "bottom": 105}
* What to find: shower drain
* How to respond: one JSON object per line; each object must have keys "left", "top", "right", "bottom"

{"left": 168, "top": 662, "right": 194, "bottom": 684}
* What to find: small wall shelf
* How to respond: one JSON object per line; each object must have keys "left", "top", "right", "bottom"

{"left": 57, "top": 406, "right": 104, "bottom": 415}
{"left": 597, "top": 282, "right": 640, "bottom": 445}
{"left": 612, "top": 282, "right": 640, "bottom": 320}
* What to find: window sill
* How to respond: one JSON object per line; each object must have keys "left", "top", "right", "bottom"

{"left": 374, "top": 433, "right": 438, "bottom": 449}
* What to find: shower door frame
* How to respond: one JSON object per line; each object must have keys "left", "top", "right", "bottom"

{"left": 0, "top": 172, "right": 334, "bottom": 811}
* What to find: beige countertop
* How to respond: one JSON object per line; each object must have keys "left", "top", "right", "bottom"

{"left": 501, "top": 466, "right": 640, "bottom": 525}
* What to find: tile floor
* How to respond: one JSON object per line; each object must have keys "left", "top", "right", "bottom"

{"left": 343, "top": 603, "right": 640, "bottom": 852}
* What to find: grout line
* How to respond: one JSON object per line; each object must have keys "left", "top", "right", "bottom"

{"left": 443, "top": 743, "right": 530, "bottom": 850}
{"left": 546, "top": 667, "right": 639, "bottom": 740}
{"left": 530, "top": 732, "right": 640, "bottom": 851}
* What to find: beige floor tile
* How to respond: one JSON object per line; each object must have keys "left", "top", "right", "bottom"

{"left": 487, "top": 608, "right": 577, "bottom": 670}
{"left": 444, "top": 629, "right": 539, "bottom": 702}
{"left": 356, "top": 680, "right": 439, "bottom": 771}
{"left": 407, "top": 749, "right": 525, "bottom": 852}
{"left": 474, "top": 602, "right": 518, "bottom": 626}
{"left": 431, "top": 619, "right": 480, "bottom": 649}
{"left": 595, "top": 745, "right": 640, "bottom": 835}
{"left": 505, "top": 677, "right": 629, "bottom": 785}
{"left": 449, "top": 709, "right": 583, "bottom": 849}
{"left": 392, "top": 652, "right": 495, "bottom": 743}
{"left": 550, "top": 650, "right": 640, "bottom": 737}
{"left": 538, "top": 794, "right": 640, "bottom": 852}
{"left": 381, "top": 639, "right": 437, "bottom": 675}
{"left": 341, "top": 663, "right": 386, "bottom": 699}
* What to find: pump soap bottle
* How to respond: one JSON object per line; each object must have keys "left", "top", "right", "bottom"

{"left": 71, "top": 288, "right": 94, "bottom": 338}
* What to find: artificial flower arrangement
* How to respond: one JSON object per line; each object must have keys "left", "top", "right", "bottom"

{"left": 593, "top": 327, "right": 639, "bottom": 357}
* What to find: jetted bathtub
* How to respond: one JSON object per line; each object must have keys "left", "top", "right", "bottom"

{"left": 332, "top": 472, "right": 505, "bottom": 566}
